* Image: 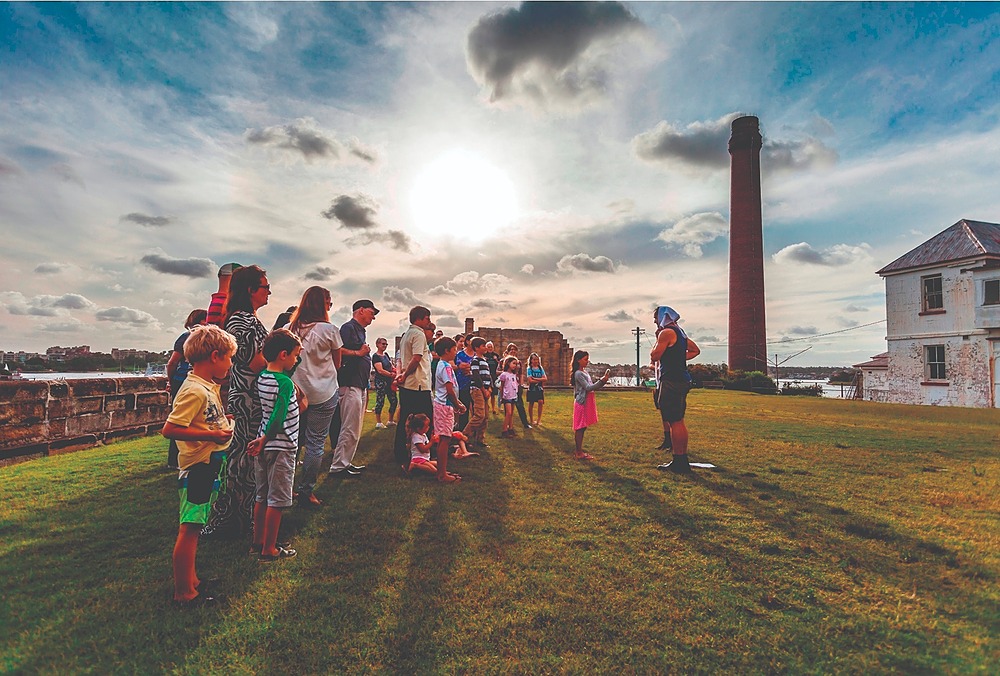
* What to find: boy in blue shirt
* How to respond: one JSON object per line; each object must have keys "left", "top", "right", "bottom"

{"left": 248, "top": 328, "right": 302, "bottom": 562}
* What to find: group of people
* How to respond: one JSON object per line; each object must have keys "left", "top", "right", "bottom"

{"left": 162, "top": 261, "right": 700, "bottom": 606}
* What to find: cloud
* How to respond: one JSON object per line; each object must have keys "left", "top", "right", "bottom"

{"left": 34, "top": 262, "right": 70, "bottom": 274}
{"left": 51, "top": 163, "right": 84, "bottom": 187}
{"left": 466, "top": 1, "right": 645, "bottom": 110}
{"left": 696, "top": 334, "right": 720, "bottom": 343}
{"left": 140, "top": 253, "right": 215, "bottom": 278}
{"left": 633, "top": 112, "right": 837, "bottom": 171}
{"left": 428, "top": 271, "right": 511, "bottom": 296}
{"left": 656, "top": 212, "right": 728, "bottom": 258}
{"left": 844, "top": 303, "right": 869, "bottom": 313}
{"left": 304, "top": 266, "right": 337, "bottom": 281}
{"left": 345, "top": 229, "right": 413, "bottom": 253}
{"left": 435, "top": 314, "right": 463, "bottom": 328}
{"left": 2, "top": 292, "right": 96, "bottom": 316}
{"left": 245, "top": 118, "right": 377, "bottom": 163}
{"left": 556, "top": 252, "right": 617, "bottom": 274}
{"left": 0, "top": 156, "right": 23, "bottom": 177}
{"left": 604, "top": 309, "right": 634, "bottom": 322}
{"left": 381, "top": 286, "right": 429, "bottom": 313}
{"left": 122, "top": 212, "right": 171, "bottom": 227}
{"left": 470, "top": 298, "right": 514, "bottom": 311}
{"left": 322, "top": 194, "right": 379, "bottom": 229}
{"left": 520, "top": 264, "right": 534, "bottom": 275}
{"left": 96, "top": 306, "right": 159, "bottom": 326}
{"left": 772, "top": 242, "right": 871, "bottom": 267}
{"left": 835, "top": 317, "right": 860, "bottom": 328}
{"left": 40, "top": 319, "right": 85, "bottom": 333}
{"left": 786, "top": 326, "right": 818, "bottom": 336}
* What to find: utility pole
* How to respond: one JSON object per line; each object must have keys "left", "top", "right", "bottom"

{"left": 631, "top": 326, "right": 646, "bottom": 386}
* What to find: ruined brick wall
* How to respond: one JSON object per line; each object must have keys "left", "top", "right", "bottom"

{"left": 465, "top": 319, "right": 573, "bottom": 386}
{"left": 0, "top": 377, "right": 170, "bottom": 467}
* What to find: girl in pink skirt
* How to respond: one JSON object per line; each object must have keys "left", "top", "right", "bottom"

{"left": 571, "top": 350, "right": 611, "bottom": 460}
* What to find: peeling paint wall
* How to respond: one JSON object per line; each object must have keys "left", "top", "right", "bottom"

{"left": 883, "top": 265, "right": 999, "bottom": 407}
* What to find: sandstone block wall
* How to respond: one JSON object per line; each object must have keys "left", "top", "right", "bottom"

{"left": 0, "top": 377, "right": 170, "bottom": 467}
{"left": 465, "top": 319, "right": 574, "bottom": 386}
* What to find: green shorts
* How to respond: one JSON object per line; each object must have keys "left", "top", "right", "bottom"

{"left": 178, "top": 450, "right": 227, "bottom": 525}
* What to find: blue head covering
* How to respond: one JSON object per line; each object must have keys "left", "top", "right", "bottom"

{"left": 656, "top": 306, "right": 686, "bottom": 339}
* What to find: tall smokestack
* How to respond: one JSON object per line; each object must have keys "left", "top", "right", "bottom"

{"left": 728, "top": 115, "right": 767, "bottom": 372}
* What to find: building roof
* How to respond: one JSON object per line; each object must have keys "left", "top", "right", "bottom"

{"left": 877, "top": 219, "right": 1000, "bottom": 275}
{"left": 852, "top": 352, "right": 888, "bottom": 369}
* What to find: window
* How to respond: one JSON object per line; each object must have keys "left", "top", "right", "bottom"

{"left": 925, "top": 345, "right": 946, "bottom": 380}
{"left": 985, "top": 279, "right": 1000, "bottom": 306}
{"left": 922, "top": 275, "right": 943, "bottom": 311}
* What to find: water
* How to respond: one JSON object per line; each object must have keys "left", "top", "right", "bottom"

{"left": 18, "top": 372, "right": 154, "bottom": 380}
{"left": 608, "top": 376, "right": 850, "bottom": 399}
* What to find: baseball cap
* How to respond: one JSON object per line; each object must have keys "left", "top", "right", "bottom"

{"left": 353, "top": 299, "right": 380, "bottom": 314}
{"left": 218, "top": 262, "right": 242, "bottom": 277}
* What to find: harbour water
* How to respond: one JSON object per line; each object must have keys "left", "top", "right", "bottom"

{"left": 19, "top": 372, "right": 154, "bottom": 380}
{"left": 609, "top": 376, "right": 850, "bottom": 399}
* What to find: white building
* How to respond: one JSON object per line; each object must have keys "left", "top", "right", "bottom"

{"left": 875, "top": 218, "right": 1000, "bottom": 407}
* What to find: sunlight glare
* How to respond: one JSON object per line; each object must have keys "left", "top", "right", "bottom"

{"left": 410, "top": 150, "right": 517, "bottom": 241}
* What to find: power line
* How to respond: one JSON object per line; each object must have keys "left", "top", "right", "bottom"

{"left": 600, "top": 318, "right": 887, "bottom": 350}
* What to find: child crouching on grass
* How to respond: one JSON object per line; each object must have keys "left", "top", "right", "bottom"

{"left": 571, "top": 350, "right": 611, "bottom": 461}
{"left": 247, "top": 329, "right": 302, "bottom": 563}
{"left": 162, "top": 325, "right": 237, "bottom": 607}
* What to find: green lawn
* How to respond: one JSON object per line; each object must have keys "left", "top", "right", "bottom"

{"left": 1, "top": 390, "right": 997, "bottom": 673}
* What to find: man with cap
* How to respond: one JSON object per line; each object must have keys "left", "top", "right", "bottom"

{"left": 207, "top": 263, "right": 242, "bottom": 328}
{"left": 650, "top": 305, "right": 701, "bottom": 473}
{"left": 329, "top": 299, "right": 377, "bottom": 477}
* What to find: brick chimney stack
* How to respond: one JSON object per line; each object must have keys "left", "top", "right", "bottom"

{"left": 465, "top": 317, "right": 475, "bottom": 335}
{"left": 728, "top": 115, "right": 767, "bottom": 372}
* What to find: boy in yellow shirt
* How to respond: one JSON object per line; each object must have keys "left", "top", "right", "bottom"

{"left": 162, "top": 325, "right": 237, "bottom": 606}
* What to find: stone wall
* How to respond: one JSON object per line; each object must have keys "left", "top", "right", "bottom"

{"left": 0, "top": 377, "right": 170, "bottom": 467}
{"left": 465, "top": 318, "right": 574, "bottom": 386}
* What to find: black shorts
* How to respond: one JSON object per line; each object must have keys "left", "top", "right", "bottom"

{"left": 658, "top": 380, "right": 690, "bottom": 423}
{"left": 526, "top": 387, "right": 544, "bottom": 403}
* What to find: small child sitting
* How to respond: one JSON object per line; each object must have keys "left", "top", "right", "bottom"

{"left": 247, "top": 328, "right": 302, "bottom": 563}
{"left": 406, "top": 413, "right": 438, "bottom": 475}
{"left": 161, "top": 325, "right": 237, "bottom": 607}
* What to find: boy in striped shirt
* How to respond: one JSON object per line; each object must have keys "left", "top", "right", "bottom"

{"left": 247, "top": 328, "right": 303, "bottom": 562}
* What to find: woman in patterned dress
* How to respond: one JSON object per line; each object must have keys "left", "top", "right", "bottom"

{"left": 201, "top": 265, "right": 270, "bottom": 539}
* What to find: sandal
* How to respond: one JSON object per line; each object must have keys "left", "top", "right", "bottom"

{"left": 438, "top": 474, "right": 462, "bottom": 483}
{"left": 575, "top": 453, "right": 594, "bottom": 460}
{"left": 259, "top": 545, "right": 297, "bottom": 563}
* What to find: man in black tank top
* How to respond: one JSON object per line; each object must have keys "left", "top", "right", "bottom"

{"left": 650, "top": 306, "right": 701, "bottom": 473}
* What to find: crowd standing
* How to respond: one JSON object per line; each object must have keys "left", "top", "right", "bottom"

{"left": 163, "top": 263, "right": 701, "bottom": 606}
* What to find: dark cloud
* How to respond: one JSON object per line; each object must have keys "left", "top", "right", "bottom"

{"left": 844, "top": 303, "right": 869, "bottom": 313}
{"left": 245, "top": 118, "right": 376, "bottom": 163}
{"left": 657, "top": 212, "right": 728, "bottom": 258}
{"left": 304, "top": 266, "right": 337, "bottom": 281}
{"left": 34, "top": 262, "right": 69, "bottom": 274}
{"left": 140, "top": 253, "right": 215, "bottom": 278}
{"left": 604, "top": 309, "right": 634, "bottom": 322}
{"left": 123, "top": 212, "right": 172, "bottom": 227}
{"left": 772, "top": 242, "right": 870, "bottom": 267}
{"left": 346, "top": 229, "right": 413, "bottom": 253}
{"left": 557, "top": 252, "right": 617, "bottom": 273}
{"left": 322, "top": 194, "right": 379, "bottom": 229}
{"left": 466, "top": 1, "right": 644, "bottom": 109}
{"left": 835, "top": 317, "right": 860, "bottom": 328}
{"left": 786, "top": 326, "right": 818, "bottom": 336}
{"left": 470, "top": 298, "right": 515, "bottom": 311}
{"left": 435, "top": 314, "right": 463, "bottom": 328}
{"left": 381, "top": 286, "right": 428, "bottom": 313}
{"left": 50, "top": 163, "right": 84, "bottom": 187}
{"left": 633, "top": 112, "right": 837, "bottom": 171}
{"left": 696, "top": 334, "right": 720, "bottom": 343}
{"left": 96, "top": 306, "right": 159, "bottom": 326}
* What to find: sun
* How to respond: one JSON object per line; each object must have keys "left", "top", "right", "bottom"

{"left": 410, "top": 149, "right": 517, "bottom": 241}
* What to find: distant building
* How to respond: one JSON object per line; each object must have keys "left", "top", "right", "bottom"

{"left": 851, "top": 352, "right": 889, "bottom": 402}
{"left": 874, "top": 218, "right": 1000, "bottom": 407}
{"left": 464, "top": 318, "right": 574, "bottom": 386}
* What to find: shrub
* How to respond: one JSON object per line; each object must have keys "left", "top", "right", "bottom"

{"left": 781, "top": 383, "right": 824, "bottom": 396}
{"left": 723, "top": 370, "right": 778, "bottom": 393}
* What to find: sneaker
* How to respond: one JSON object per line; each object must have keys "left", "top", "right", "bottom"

{"left": 386, "top": 421, "right": 397, "bottom": 427}
{"left": 375, "top": 423, "right": 386, "bottom": 429}
{"left": 348, "top": 463, "right": 366, "bottom": 471}
{"left": 657, "top": 458, "right": 693, "bottom": 474}
{"left": 259, "top": 546, "right": 297, "bottom": 563}
{"left": 329, "top": 467, "right": 361, "bottom": 477}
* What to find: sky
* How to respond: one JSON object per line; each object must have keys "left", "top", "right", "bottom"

{"left": 2, "top": 2, "right": 999, "bottom": 368}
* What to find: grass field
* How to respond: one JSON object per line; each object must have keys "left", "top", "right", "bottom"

{"left": 1, "top": 389, "right": 997, "bottom": 674}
